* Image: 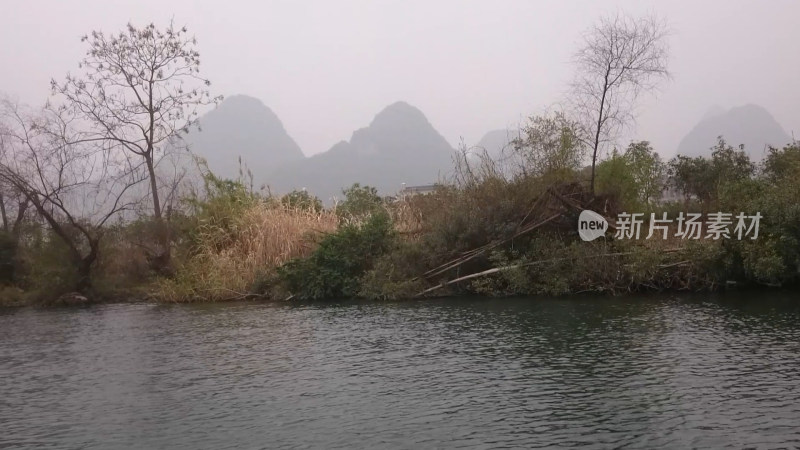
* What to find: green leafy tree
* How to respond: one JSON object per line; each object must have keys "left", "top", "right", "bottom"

{"left": 512, "top": 112, "right": 585, "bottom": 178}
{"left": 668, "top": 155, "right": 715, "bottom": 205}
{"left": 281, "top": 190, "right": 322, "bottom": 213}
{"left": 595, "top": 149, "right": 638, "bottom": 208}
{"left": 336, "top": 183, "right": 384, "bottom": 221}
{"left": 762, "top": 142, "right": 800, "bottom": 184}
{"left": 710, "top": 137, "right": 754, "bottom": 187}
{"left": 624, "top": 141, "right": 665, "bottom": 207}
{"left": 668, "top": 137, "right": 753, "bottom": 210}
{"left": 596, "top": 141, "right": 664, "bottom": 210}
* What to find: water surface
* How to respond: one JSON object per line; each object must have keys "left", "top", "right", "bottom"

{"left": 2, "top": 294, "right": 799, "bottom": 448}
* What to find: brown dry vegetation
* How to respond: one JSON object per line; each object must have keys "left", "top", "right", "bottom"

{"left": 155, "top": 203, "right": 338, "bottom": 302}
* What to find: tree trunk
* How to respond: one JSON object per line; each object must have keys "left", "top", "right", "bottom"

{"left": 589, "top": 67, "right": 612, "bottom": 197}
{"left": 0, "top": 193, "right": 7, "bottom": 233}
{"left": 590, "top": 97, "right": 607, "bottom": 197}
{"left": 145, "top": 153, "right": 172, "bottom": 273}
{"left": 146, "top": 154, "right": 162, "bottom": 220}
{"left": 76, "top": 257, "right": 93, "bottom": 293}
{"left": 11, "top": 199, "right": 28, "bottom": 239}
{"left": 75, "top": 240, "right": 99, "bottom": 293}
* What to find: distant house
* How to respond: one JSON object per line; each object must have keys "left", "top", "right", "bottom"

{"left": 399, "top": 184, "right": 438, "bottom": 196}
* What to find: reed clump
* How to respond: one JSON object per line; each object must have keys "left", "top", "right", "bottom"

{"left": 155, "top": 199, "right": 337, "bottom": 302}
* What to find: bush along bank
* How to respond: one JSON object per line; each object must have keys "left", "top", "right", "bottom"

{"left": 2, "top": 136, "right": 798, "bottom": 305}
{"left": 260, "top": 140, "right": 800, "bottom": 301}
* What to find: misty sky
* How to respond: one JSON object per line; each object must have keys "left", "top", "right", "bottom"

{"left": 3, "top": 0, "right": 798, "bottom": 158}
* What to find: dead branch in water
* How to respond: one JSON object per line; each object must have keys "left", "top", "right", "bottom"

{"left": 416, "top": 248, "right": 684, "bottom": 298}
{"left": 421, "top": 213, "right": 562, "bottom": 281}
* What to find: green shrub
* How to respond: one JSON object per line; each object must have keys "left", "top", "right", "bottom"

{"left": 277, "top": 213, "right": 394, "bottom": 300}
{"left": 335, "top": 183, "right": 385, "bottom": 222}
{"left": 358, "top": 240, "right": 429, "bottom": 300}
{"left": 16, "top": 228, "right": 80, "bottom": 301}
{"left": 596, "top": 141, "right": 665, "bottom": 212}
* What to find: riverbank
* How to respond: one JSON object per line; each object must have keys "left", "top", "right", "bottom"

{"left": 2, "top": 277, "right": 795, "bottom": 310}
{"left": 1, "top": 140, "right": 798, "bottom": 305}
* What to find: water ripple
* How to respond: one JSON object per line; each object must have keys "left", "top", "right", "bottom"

{"left": 1, "top": 294, "right": 800, "bottom": 448}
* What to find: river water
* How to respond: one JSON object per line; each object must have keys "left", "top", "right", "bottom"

{"left": 1, "top": 294, "right": 799, "bottom": 449}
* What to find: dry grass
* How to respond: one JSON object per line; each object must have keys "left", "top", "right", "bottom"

{"left": 387, "top": 195, "right": 428, "bottom": 236}
{"left": 155, "top": 201, "right": 338, "bottom": 302}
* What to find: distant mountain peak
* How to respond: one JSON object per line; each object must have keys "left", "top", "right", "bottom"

{"left": 377, "top": 100, "right": 420, "bottom": 115}
{"left": 181, "top": 98, "right": 454, "bottom": 202}
{"left": 340, "top": 101, "right": 453, "bottom": 157}
{"left": 206, "top": 94, "right": 285, "bottom": 128}
{"left": 728, "top": 103, "right": 777, "bottom": 118}
{"left": 267, "top": 101, "right": 454, "bottom": 201}
{"left": 369, "top": 101, "right": 433, "bottom": 130}
{"left": 218, "top": 94, "right": 266, "bottom": 107}
{"left": 184, "top": 95, "right": 304, "bottom": 183}
{"left": 677, "top": 104, "right": 790, "bottom": 160}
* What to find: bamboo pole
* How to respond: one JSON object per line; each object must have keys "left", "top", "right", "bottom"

{"left": 416, "top": 248, "right": 685, "bottom": 297}
{"left": 421, "top": 213, "right": 562, "bottom": 280}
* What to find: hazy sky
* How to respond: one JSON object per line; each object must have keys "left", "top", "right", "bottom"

{"left": 3, "top": 0, "right": 798, "bottom": 157}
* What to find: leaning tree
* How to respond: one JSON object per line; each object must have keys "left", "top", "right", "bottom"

{"left": 51, "top": 22, "right": 220, "bottom": 269}
{"left": 0, "top": 98, "right": 146, "bottom": 292}
{"left": 570, "top": 13, "right": 671, "bottom": 194}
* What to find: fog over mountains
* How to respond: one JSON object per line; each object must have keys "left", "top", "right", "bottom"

{"left": 185, "top": 96, "right": 794, "bottom": 202}
{"left": 676, "top": 104, "right": 792, "bottom": 160}
{"left": 473, "top": 129, "right": 522, "bottom": 157}
{"left": 188, "top": 96, "right": 454, "bottom": 201}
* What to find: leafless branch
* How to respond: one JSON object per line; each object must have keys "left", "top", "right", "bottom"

{"left": 568, "top": 13, "right": 671, "bottom": 194}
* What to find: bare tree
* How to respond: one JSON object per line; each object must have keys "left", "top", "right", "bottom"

{"left": 570, "top": 13, "right": 671, "bottom": 194}
{"left": 0, "top": 99, "right": 146, "bottom": 292}
{"left": 51, "top": 22, "right": 220, "bottom": 268}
